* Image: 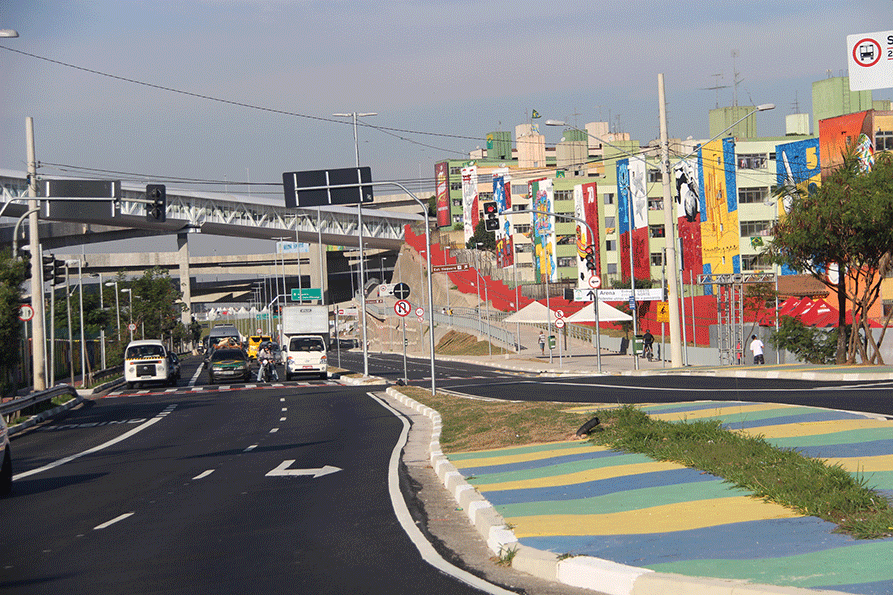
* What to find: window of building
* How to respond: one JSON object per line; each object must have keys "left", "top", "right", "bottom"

{"left": 738, "top": 186, "right": 770, "bottom": 204}
{"left": 514, "top": 224, "right": 531, "bottom": 235}
{"left": 741, "top": 253, "right": 771, "bottom": 270}
{"left": 451, "top": 199, "right": 461, "bottom": 207}
{"left": 515, "top": 243, "right": 533, "bottom": 253}
{"left": 605, "top": 240, "right": 617, "bottom": 251}
{"left": 453, "top": 215, "right": 462, "bottom": 223}
{"left": 511, "top": 184, "right": 527, "bottom": 197}
{"left": 648, "top": 197, "right": 664, "bottom": 210}
{"left": 449, "top": 166, "right": 462, "bottom": 175}
{"left": 738, "top": 153, "right": 768, "bottom": 169}
{"left": 554, "top": 190, "right": 573, "bottom": 201}
{"left": 650, "top": 253, "right": 663, "bottom": 266}
{"left": 877, "top": 130, "right": 893, "bottom": 151}
{"left": 556, "top": 235, "right": 576, "bottom": 245}
{"left": 740, "top": 220, "right": 773, "bottom": 237}
{"left": 557, "top": 256, "right": 576, "bottom": 268}
{"left": 604, "top": 193, "right": 615, "bottom": 205}
{"left": 606, "top": 263, "right": 618, "bottom": 275}
{"left": 479, "top": 192, "right": 493, "bottom": 201}
{"left": 450, "top": 182, "right": 462, "bottom": 191}
{"left": 648, "top": 168, "right": 661, "bottom": 183}
{"left": 649, "top": 224, "right": 665, "bottom": 238}
{"left": 605, "top": 216, "right": 616, "bottom": 228}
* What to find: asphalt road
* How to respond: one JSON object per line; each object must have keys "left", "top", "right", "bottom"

{"left": 1, "top": 357, "right": 505, "bottom": 595}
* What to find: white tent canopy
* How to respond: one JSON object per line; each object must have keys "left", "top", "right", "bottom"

{"left": 564, "top": 301, "right": 631, "bottom": 323}
{"left": 503, "top": 301, "right": 558, "bottom": 324}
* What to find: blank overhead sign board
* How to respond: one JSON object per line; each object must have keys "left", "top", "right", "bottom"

{"left": 282, "top": 167, "right": 374, "bottom": 208}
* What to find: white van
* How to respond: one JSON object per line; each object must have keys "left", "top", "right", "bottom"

{"left": 124, "top": 339, "right": 173, "bottom": 388}
{"left": 283, "top": 335, "right": 327, "bottom": 380}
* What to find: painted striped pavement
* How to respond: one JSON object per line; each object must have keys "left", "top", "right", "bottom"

{"left": 449, "top": 401, "right": 893, "bottom": 594}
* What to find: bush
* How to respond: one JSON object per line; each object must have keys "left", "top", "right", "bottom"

{"left": 769, "top": 316, "right": 842, "bottom": 364}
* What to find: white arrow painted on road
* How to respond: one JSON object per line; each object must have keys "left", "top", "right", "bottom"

{"left": 265, "top": 460, "right": 342, "bottom": 478}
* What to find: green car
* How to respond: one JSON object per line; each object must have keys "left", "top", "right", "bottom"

{"left": 208, "top": 348, "right": 250, "bottom": 384}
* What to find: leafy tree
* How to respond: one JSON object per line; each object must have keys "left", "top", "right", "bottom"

{"left": 768, "top": 149, "right": 893, "bottom": 364}
{"left": 465, "top": 218, "right": 496, "bottom": 250}
{"left": 129, "top": 267, "right": 186, "bottom": 340}
{"left": 769, "top": 316, "right": 842, "bottom": 365}
{"left": 0, "top": 249, "right": 27, "bottom": 395}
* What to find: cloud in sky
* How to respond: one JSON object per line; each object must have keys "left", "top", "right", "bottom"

{"left": 1, "top": 0, "right": 891, "bottom": 199}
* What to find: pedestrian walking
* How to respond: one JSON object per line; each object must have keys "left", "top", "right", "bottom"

{"left": 750, "top": 334, "right": 765, "bottom": 365}
{"left": 538, "top": 330, "right": 546, "bottom": 355}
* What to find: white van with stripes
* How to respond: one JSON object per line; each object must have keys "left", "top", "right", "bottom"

{"left": 124, "top": 339, "right": 174, "bottom": 389}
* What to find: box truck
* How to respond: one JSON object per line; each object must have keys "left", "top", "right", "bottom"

{"left": 281, "top": 305, "right": 329, "bottom": 380}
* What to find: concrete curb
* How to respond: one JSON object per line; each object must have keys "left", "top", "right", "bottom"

{"left": 8, "top": 393, "right": 85, "bottom": 437}
{"left": 339, "top": 375, "right": 389, "bottom": 386}
{"left": 383, "top": 386, "right": 848, "bottom": 595}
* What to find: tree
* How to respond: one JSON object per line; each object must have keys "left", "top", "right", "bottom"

{"left": 465, "top": 218, "right": 496, "bottom": 251}
{"left": 0, "top": 249, "right": 27, "bottom": 396}
{"left": 768, "top": 149, "right": 893, "bottom": 364}
{"left": 129, "top": 267, "right": 186, "bottom": 341}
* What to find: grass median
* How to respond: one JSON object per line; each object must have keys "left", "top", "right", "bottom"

{"left": 397, "top": 387, "right": 893, "bottom": 540}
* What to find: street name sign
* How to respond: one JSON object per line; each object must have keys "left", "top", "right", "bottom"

{"left": 432, "top": 263, "right": 470, "bottom": 273}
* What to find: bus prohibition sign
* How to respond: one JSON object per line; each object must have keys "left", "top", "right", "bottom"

{"left": 395, "top": 299, "right": 411, "bottom": 317}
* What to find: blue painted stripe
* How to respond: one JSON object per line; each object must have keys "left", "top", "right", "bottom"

{"left": 519, "top": 516, "right": 852, "bottom": 564}
{"left": 481, "top": 467, "right": 718, "bottom": 505}
{"left": 458, "top": 448, "right": 626, "bottom": 477}
{"left": 795, "top": 439, "right": 893, "bottom": 459}
{"left": 724, "top": 410, "right": 867, "bottom": 430}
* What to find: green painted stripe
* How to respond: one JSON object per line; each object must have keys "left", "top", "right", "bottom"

{"left": 495, "top": 479, "right": 745, "bottom": 517}
{"left": 448, "top": 441, "right": 591, "bottom": 461}
{"left": 769, "top": 427, "right": 893, "bottom": 449}
{"left": 648, "top": 539, "right": 893, "bottom": 588}
{"left": 860, "top": 470, "right": 893, "bottom": 491}
{"left": 467, "top": 452, "right": 657, "bottom": 485}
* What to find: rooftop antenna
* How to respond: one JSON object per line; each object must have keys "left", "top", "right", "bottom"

{"left": 700, "top": 74, "right": 730, "bottom": 108}
{"left": 791, "top": 91, "right": 801, "bottom": 114}
{"left": 731, "top": 49, "right": 743, "bottom": 107}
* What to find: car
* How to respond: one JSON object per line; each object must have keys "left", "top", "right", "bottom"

{"left": 283, "top": 335, "right": 327, "bottom": 380}
{"left": 247, "top": 335, "right": 272, "bottom": 360}
{"left": 124, "top": 339, "right": 173, "bottom": 389}
{"left": 1, "top": 414, "right": 11, "bottom": 497}
{"left": 208, "top": 348, "right": 251, "bottom": 384}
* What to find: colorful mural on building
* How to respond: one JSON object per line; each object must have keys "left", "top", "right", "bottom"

{"left": 775, "top": 137, "right": 821, "bottom": 276}
{"left": 617, "top": 158, "right": 650, "bottom": 281}
{"left": 698, "top": 138, "right": 740, "bottom": 289}
{"left": 674, "top": 158, "right": 703, "bottom": 281}
{"left": 435, "top": 161, "right": 450, "bottom": 228}
{"left": 461, "top": 165, "right": 478, "bottom": 245}
{"left": 530, "top": 178, "right": 557, "bottom": 283}
{"left": 493, "top": 172, "right": 514, "bottom": 269}
{"left": 573, "top": 181, "right": 599, "bottom": 286}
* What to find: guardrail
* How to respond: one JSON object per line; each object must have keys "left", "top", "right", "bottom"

{"left": 1, "top": 384, "right": 79, "bottom": 419}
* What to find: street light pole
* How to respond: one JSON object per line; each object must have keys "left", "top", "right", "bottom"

{"left": 333, "top": 111, "right": 377, "bottom": 377}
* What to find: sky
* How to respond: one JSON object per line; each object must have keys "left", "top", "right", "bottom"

{"left": 2, "top": 0, "right": 892, "bottom": 255}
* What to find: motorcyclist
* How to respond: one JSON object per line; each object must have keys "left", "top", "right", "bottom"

{"left": 256, "top": 344, "right": 279, "bottom": 382}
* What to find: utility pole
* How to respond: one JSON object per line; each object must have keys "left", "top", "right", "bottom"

{"left": 26, "top": 117, "right": 47, "bottom": 390}
{"left": 658, "top": 74, "right": 684, "bottom": 367}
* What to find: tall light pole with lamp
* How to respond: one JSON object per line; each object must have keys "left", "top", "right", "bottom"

{"left": 333, "top": 111, "right": 377, "bottom": 377}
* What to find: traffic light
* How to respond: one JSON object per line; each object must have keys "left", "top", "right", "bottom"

{"left": 42, "top": 255, "right": 65, "bottom": 285}
{"left": 584, "top": 245, "right": 597, "bottom": 271}
{"left": 483, "top": 201, "right": 499, "bottom": 232}
{"left": 146, "top": 184, "right": 166, "bottom": 222}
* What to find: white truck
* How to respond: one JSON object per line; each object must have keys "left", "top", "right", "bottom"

{"left": 281, "top": 305, "right": 329, "bottom": 380}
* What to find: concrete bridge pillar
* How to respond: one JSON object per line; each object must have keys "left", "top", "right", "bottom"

{"left": 177, "top": 232, "right": 192, "bottom": 326}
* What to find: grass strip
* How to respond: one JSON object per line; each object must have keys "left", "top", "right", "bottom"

{"left": 589, "top": 405, "right": 893, "bottom": 539}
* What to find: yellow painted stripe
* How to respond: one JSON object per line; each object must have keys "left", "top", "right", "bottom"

{"left": 649, "top": 402, "right": 796, "bottom": 422}
{"left": 736, "top": 419, "right": 890, "bottom": 439}
{"left": 476, "top": 460, "right": 686, "bottom": 492}
{"left": 508, "top": 496, "right": 802, "bottom": 537}
{"left": 451, "top": 444, "right": 609, "bottom": 469}
{"left": 450, "top": 440, "right": 583, "bottom": 458}
{"left": 823, "top": 454, "right": 893, "bottom": 473}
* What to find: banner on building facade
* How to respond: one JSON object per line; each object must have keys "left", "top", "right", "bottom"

{"left": 461, "top": 165, "right": 478, "bottom": 245}
{"left": 617, "top": 158, "right": 650, "bottom": 282}
{"left": 530, "top": 178, "right": 557, "bottom": 283}
{"left": 493, "top": 172, "right": 514, "bottom": 269}
{"left": 573, "top": 182, "right": 599, "bottom": 287}
{"left": 435, "top": 162, "right": 451, "bottom": 228}
{"left": 698, "top": 138, "right": 740, "bottom": 292}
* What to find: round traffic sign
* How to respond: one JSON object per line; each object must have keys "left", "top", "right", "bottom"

{"left": 393, "top": 282, "right": 411, "bottom": 300}
{"left": 18, "top": 304, "right": 34, "bottom": 322}
{"left": 415, "top": 307, "right": 424, "bottom": 317}
{"left": 554, "top": 309, "right": 565, "bottom": 319}
{"left": 588, "top": 274, "right": 602, "bottom": 289}
{"left": 852, "top": 37, "right": 881, "bottom": 68}
{"left": 394, "top": 299, "right": 411, "bottom": 317}
{"left": 555, "top": 318, "right": 565, "bottom": 329}
{"left": 128, "top": 323, "right": 137, "bottom": 332}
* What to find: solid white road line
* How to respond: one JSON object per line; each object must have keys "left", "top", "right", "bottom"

{"left": 188, "top": 363, "right": 203, "bottom": 386}
{"left": 243, "top": 445, "right": 258, "bottom": 452}
{"left": 94, "top": 512, "right": 134, "bottom": 530}
{"left": 367, "top": 392, "right": 517, "bottom": 595}
{"left": 13, "top": 405, "right": 178, "bottom": 481}
{"left": 192, "top": 469, "right": 214, "bottom": 480}
{"left": 270, "top": 428, "right": 279, "bottom": 433}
